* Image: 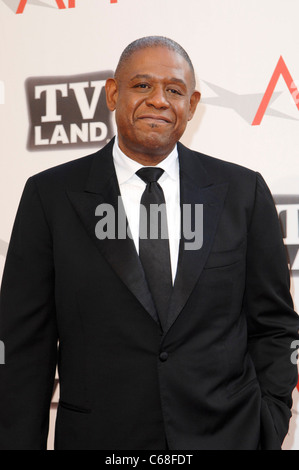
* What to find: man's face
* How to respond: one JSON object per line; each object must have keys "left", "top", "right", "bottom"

{"left": 105, "top": 46, "right": 201, "bottom": 164}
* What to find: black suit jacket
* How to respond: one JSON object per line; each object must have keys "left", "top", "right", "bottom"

{"left": 0, "top": 138, "right": 298, "bottom": 450}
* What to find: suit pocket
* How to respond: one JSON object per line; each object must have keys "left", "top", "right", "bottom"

{"left": 59, "top": 400, "right": 91, "bottom": 414}
{"left": 204, "top": 247, "right": 244, "bottom": 270}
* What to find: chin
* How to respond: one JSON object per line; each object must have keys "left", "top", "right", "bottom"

{"left": 139, "top": 131, "right": 174, "bottom": 149}
{"left": 142, "top": 138, "right": 172, "bottom": 155}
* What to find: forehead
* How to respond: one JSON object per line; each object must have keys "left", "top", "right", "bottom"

{"left": 118, "top": 46, "right": 193, "bottom": 86}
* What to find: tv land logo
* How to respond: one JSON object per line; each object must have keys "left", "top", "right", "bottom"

{"left": 25, "top": 71, "right": 115, "bottom": 151}
{"left": 202, "top": 56, "right": 299, "bottom": 126}
{"left": 275, "top": 196, "right": 299, "bottom": 275}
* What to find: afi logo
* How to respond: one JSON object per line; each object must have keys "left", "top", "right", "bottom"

{"left": 16, "top": 0, "right": 119, "bottom": 13}
{"left": 16, "top": 0, "right": 75, "bottom": 14}
{"left": 252, "top": 56, "right": 299, "bottom": 125}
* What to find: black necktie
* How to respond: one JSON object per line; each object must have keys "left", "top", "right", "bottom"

{"left": 136, "top": 167, "right": 173, "bottom": 331}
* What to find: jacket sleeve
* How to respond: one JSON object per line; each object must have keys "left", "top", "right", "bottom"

{"left": 244, "top": 172, "right": 299, "bottom": 449}
{"left": 0, "top": 177, "right": 58, "bottom": 450}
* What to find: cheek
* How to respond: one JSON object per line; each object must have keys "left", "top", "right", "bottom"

{"left": 116, "top": 99, "right": 141, "bottom": 124}
{"left": 115, "top": 108, "right": 132, "bottom": 131}
{"left": 174, "top": 108, "right": 190, "bottom": 130}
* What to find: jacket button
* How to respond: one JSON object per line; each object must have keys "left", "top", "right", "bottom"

{"left": 159, "top": 352, "right": 168, "bottom": 362}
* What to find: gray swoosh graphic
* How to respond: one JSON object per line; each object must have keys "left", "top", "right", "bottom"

{"left": 0, "top": 239, "right": 8, "bottom": 258}
{"left": 201, "top": 81, "right": 299, "bottom": 124}
{"left": 2, "top": 0, "right": 55, "bottom": 13}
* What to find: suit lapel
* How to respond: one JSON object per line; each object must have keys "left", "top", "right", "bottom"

{"left": 164, "top": 143, "right": 229, "bottom": 334}
{"left": 67, "top": 139, "right": 159, "bottom": 326}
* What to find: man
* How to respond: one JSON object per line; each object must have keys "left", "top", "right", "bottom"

{"left": 0, "top": 36, "right": 298, "bottom": 450}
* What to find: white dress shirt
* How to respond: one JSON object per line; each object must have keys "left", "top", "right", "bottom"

{"left": 112, "top": 137, "right": 181, "bottom": 284}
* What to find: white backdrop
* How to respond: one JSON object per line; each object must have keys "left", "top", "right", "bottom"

{"left": 1, "top": 0, "right": 298, "bottom": 450}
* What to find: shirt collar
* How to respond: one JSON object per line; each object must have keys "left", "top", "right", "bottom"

{"left": 113, "top": 135, "right": 178, "bottom": 185}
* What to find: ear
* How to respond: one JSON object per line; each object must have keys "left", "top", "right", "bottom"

{"left": 188, "top": 90, "right": 201, "bottom": 121}
{"left": 105, "top": 78, "right": 118, "bottom": 112}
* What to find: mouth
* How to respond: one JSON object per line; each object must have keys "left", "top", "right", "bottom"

{"left": 137, "top": 115, "right": 172, "bottom": 125}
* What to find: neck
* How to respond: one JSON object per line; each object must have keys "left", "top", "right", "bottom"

{"left": 117, "top": 139, "right": 175, "bottom": 166}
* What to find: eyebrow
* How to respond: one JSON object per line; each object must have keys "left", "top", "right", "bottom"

{"left": 129, "top": 74, "right": 187, "bottom": 87}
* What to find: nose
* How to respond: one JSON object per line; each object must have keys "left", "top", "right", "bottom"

{"left": 145, "top": 85, "right": 170, "bottom": 109}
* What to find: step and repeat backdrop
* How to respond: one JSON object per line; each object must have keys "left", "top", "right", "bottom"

{"left": 0, "top": 0, "right": 299, "bottom": 450}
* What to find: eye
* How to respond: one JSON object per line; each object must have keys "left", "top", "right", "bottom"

{"left": 167, "top": 88, "right": 183, "bottom": 96}
{"left": 134, "top": 83, "right": 150, "bottom": 90}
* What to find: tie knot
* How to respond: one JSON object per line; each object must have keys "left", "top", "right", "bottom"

{"left": 136, "top": 167, "right": 164, "bottom": 185}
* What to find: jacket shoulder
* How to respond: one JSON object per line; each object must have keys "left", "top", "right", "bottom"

{"left": 177, "top": 143, "right": 262, "bottom": 215}
{"left": 30, "top": 150, "right": 98, "bottom": 185}
{"left": 190, "top": 148, "right": 257, "bottom": 180}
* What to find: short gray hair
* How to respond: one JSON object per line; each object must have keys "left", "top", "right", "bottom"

{"left": 115, "top": 36, "right": 196, "bottom": 89}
